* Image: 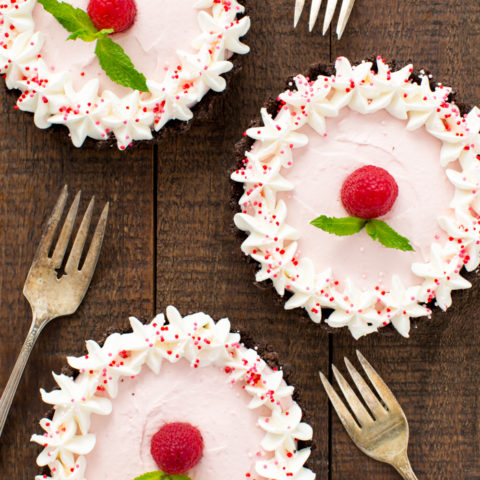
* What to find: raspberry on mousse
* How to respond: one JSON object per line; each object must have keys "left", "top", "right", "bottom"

{"left": 341, "top": 165, "right": 399, "bottom": 219}
{"left": 151, "top": 422, "right": 204, "bottom": 475}
{"left": 87, "top": 0, "right": 137, "bottom": 33}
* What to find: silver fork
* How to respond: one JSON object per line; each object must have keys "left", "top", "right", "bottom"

{"left": 320, "top": 351, "right": 418, "bottom": 479}
{"left": 0, "top": 185, "right": 109, "bottom": 437}
{"left": 294, "top": 0, "right": 356, "bottom": 38}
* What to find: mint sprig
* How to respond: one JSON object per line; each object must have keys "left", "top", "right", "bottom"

{"left": 365, "top": 219, "right": 414, "bottom": 251}
{"left": 310, "top": 216, "right": 366, "bottom": 236}
{"left": 37, "top": 0, "right": 149, "bottom": 92}
{"left": 134, "top": 472, "right": 192, "bottom": 480}
{"left": 310, "top": 215, "right": 414, "bottom": 252}
{"left": 38, "top": 0, "right": 97, "bottom": 35}
{"left": 68, "top": 28, "right": 113, "bottom": 42}
{"left": 95, "top": 37, "right": 149, "bottom": 92}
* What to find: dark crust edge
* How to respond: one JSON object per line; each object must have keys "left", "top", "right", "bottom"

{"left": 39, "top": 312, "right": 314, "bottom": 476}
{"left": 3, "top": 1, "right": 252, "bottom": 152}
{"left": 229, "top": 57, "right": 474, "bottom": 336}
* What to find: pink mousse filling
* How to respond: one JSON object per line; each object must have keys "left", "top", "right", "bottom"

{"left": 84, "top": 359, "right": 272, "bottom": 480}
{"left": 277, "top": 108, "right": 455, "bottom": 291}
{"left": 33, "top": 0, "right": 203, "bottom": 95}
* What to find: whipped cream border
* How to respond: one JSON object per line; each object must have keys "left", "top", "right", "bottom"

{"left": 31, "top": 307, "right": 315, "bottom": 480}
{"left": 232, "top": 56, "right": 480, "bottom": 339}
{"left": 0, "top": 0, "right": 250, "bottom": 149}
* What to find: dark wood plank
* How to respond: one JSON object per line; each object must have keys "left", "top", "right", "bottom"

{"left": 0, "top": 89, "right": 155, "bottom": 477}
{"left": 330, "top": 1, "right": 480, "bottom": 478}
{"left": 331, "top": 300, "right": 480, "bottom": 479}
{"left": 155, "top": 2, "right": 332, "bottom": 477}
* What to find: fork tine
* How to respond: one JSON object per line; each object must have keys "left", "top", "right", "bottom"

{"left": 51, "top": 191, "right": 81, "bottom": 269}
{"left": 79, "top": 202, "right": 109, "bottom": 277}
{"left": 322, "top": 0, "right": 338, "bottom": 35}
{"left": 308, "top": 0, "right": 322, "bottom": 31}
{"left": 35, "top": 185, "right": 68, "bottom": 259}
{"left": 336, "top": 0, "right": 355, "bottom": 39}
{"left": 294, "top": 0, "right": 306, "bottom": 27}
{"left": 319, "top": 371, "right": 361, "bottom": 437}
{"left": 332, "top": 365, "right": 374, "bottom": 427}
{"left": 64, "top": 196, "right": 95, "bottom": 274}
{"left": 356, "top": 350, "right": 401, "bottom": 411}
{"left": 344, "top": 357, "right": 388, "bottom": 419}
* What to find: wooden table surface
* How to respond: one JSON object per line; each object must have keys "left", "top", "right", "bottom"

{"left": 1, "top": 0, "right": 480, "bottom": 478}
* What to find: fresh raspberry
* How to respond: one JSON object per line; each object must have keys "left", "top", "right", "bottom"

{"left": 150, "top": 422, "right": 204, "bottom": 475}
{"left": 340, "top": 165, "right": 399, "bottom": 219}
{"left": 87, "top": 0, "right": 137, "bottom": 33}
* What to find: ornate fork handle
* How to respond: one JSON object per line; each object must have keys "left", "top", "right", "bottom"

{"left": 393, "top": 452, "right": 418, "bottom": 479}
{"left": 0, "top": 187, "right": 108, "bottom": 439}
{"left": 0, "top": 314, "right": 49, "bottom": 437}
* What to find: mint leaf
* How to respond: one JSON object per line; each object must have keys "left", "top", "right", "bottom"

{"left": 310, "top": 216, "right": 367, "bottom": 236}
{"left": 68, "top": 28, "right": 113, "bottom": 41}
{"left": 310, "top": 214, "right": 415, "bottom": 252}
{"left": 38, "top": 0, "right": 97, "bottom": 36}
{"left": 134, "top": 472, "right": 192, "bottom": 480}
{"left": 365, "top": 219, "right": 414, "bottom": 251}
{"left": 95, "top": 37, "right": 149, "bottom": 92}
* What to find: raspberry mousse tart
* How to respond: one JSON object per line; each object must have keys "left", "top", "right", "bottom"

{"left": 0, "top": 0, "right": 250, "bottom": 149}
{"left": 31, "top": 307, "right": 315, "bottom": 480}
{"left": 232, "top": 56, "right": 480, "bottom": 338}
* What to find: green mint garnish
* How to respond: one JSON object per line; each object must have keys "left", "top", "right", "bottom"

{"left": 68, "top": 28, "right": 113, "bottom": 42}
{"left": 37, "top": 0, "right": 149, "bottom": 92}
{"left": 310, "top": 215, "right": 414, "bottom": 252}
{"left": 38, "top": 0, "right": 97, "bottom": 36}
{"left": 365, "top": 219, "right": 414, "bottom": 251}
{"left": 310, "top": 216, "right": 367, "bottom": 236}
{"left": 133, "top": 472, "right": 192, "bottom": 480}
{"left": 95, "top": 37, "right": 149, "bottom": 92}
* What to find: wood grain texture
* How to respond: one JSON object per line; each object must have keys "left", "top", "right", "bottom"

{"left": 329, "top": 1, "right": 480, "bottom": 479}
{"left": 0, "top": 0, "right": 480, "bottom": 479}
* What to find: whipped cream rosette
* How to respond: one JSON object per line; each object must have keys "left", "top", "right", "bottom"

{"left": 31, "top": 306, "right": 315, "bottom": 480}
{"left": 232, "top": 56, "right": 480, "bottom": 339}
{"left": 0, "top": 0, "right": 250, "bottom": 149}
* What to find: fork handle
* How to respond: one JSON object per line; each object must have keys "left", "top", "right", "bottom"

{"left": 0, "top": 318, "right": 44, "bottom": 437}
{"left": 393, "top": 454, "right": 418, "bottom": 480}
